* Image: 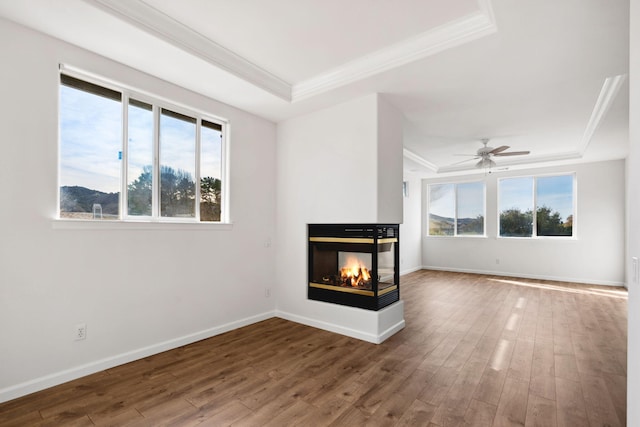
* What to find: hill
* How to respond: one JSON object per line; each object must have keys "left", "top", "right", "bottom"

{"left": 60, "top": 186, "right": 119, "bottom": 215}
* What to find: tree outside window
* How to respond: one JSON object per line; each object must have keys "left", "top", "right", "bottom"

{"left": 499, "top": 174, "right": 574, "bottom": 238}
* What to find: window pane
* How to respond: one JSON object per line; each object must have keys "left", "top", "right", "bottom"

{"left": 536, "top": 175, "right": 573, "bottom": 236}
{"left": 457, "top": 182, "right": 484, "bottom": 235}
{"left": 59, "top": 81, "right": 122, "bottom": 220}
{"left": 160, "top": 109, "right": 196, "bottom": 218}
{"left": 127, "top": 99, "right": 153, "bottom": 216}
{"left": 200, "top": 120, "right": 223, "bottom": 222}
{"left": 429, "top": 183, "right": 454, "bottom": 236}
{"left": 499, "top": 177, "right": 533, "bottom": 237}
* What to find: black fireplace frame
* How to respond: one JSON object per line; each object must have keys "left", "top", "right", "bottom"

{"left": 308, "top": 223, "right": 400, "bottom": 311}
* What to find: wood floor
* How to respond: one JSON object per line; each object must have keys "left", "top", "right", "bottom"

{"left": 0, "top": 270, "right": 627, "bottom": 426}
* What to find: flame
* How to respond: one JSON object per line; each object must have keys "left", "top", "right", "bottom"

{"left": 340, "top": 257, "right": 372, "bottom": 287}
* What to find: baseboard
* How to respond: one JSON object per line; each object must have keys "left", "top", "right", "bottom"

{"left": 377, "top": 318, "right": 406, "bottom": 343}
{"left": 0, "top": 311, "right": 275, "bottom": 404}
{"left": 275, "top": 310, "right": 379, "bottom": 343}
{"left": 421, "top": 265, "right": 625, "bottom": 287}
{"left": 400, "top": 265, "right": 422, "bottom": 276}
{"left": 275, "top": 303, "right": 405, "bottom": 345}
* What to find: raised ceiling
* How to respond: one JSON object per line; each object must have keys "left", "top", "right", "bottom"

{"left": 0, "top": 0, "right": 629, "bottom": 176}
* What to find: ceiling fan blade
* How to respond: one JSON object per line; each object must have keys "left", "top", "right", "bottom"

{"left": 450, "top": 157, "right": 480, "bottom": 166}
{"left": 489, "top": 145, "right": 510, "bottom": 154}
{"left": 453, "top": 154, "right": 481, "bottom": 157}
{"left": 493, "top": 151, "right": 530, "bottom": 156}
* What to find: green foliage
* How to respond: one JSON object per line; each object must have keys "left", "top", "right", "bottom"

{"left": 500, "top": 208, "right": 533, "bottom": 237}
{"left": 200, "top": 176, "right": 222, "bottom": 221}
{"left": 500, "top": 206, "right": 572, "bottom": 237}
{"left": 126, "top": 165, "right": 222, "bottom": 220}
{"left": 536, "top": 206, "right": 572, "bottom": 236}
{"left": 127, "top": 165, "right": 152, "bottom": 216}
{"left": 62, "top": 166, "right": 222, "bottom": 221}
{"left": 159, "top": 165, "right": 196, "bottom": 217}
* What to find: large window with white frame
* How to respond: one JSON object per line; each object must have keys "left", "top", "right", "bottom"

{"left": 58, "top": 72, "right": 226, "bottom": 222}
{"left": 427, "top": 181, "right": 485, "bottom": 236}
{"left": 498, "top": 174, "right": 575, "bottom": 237}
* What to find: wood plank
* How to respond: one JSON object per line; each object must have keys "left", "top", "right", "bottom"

{"left": 603, "top": 373, "right": 627, "bottom": 426}
{"left": 555, "top": 377, "right": 588, "bottom": 427}
{"left": 430, "top": 357, "right": 487, "bottom": 425}
{"left": 473, "top": 339, "right": 515, "bottom": 406}
{"left": 395, "top": 399, "right": 438, "bottom": 427}
{"left": 507, "top": 338, "right": 535, "bottom": 382}
{"left": 492, "top": 376, "right": 529, "bottom": 427}
{"left": 525, "top": 394, "right": 557, "bottom": 427}
{"left": 464, "top": 398, "right": 497, "bottom": 427}
{"left": 579, "top": 374, "right": 623, "bottom": 427}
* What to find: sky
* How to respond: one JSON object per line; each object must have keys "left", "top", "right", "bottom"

{"left": 429, "top": 181, "right": 484, "bottom": 219}
{"left": 60, "top": 85, "right": 222, "bottom": 195}
{"left": 499, "top": 175, "right": 573, "bottom": 220}
{"left": 430, "top": 175, "right": 574, "bottom": 221}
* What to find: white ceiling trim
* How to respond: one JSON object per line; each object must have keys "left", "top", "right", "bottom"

{"left": 577, "top": 74, "right": 627, "bottom": 154}
{"left": 292, "top": 0, "right": 497, "bottom": 101}
{"left": 403, "top": 148, "right": 438, "bottom": 171}
{"left": 437, "top": 151, "right": 583, "bottom": 174}
{"left": 404, "top": 145, "right": 584, "bottom": 175}
{"left": 84, "top": 0, "right": 496, "bottom": 105}
{"left": 84, "top": 0, "right": 292, "bottom": 101}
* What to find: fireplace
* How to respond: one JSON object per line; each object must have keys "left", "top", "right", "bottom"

{"left": 308, "top": 224, "right": 399, "bottom": 311}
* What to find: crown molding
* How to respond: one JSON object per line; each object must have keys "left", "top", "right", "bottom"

{"left": 84, "top": 0, "right": 292, "bottom": 101}
{"left": 403, "top": 148, "right": 438, "bottom": 171}
{"left": 85, "top": 0, "right": 496, "bottom": 105}
{"left": 578, "top": 74, "right": 626, "bottom": 154}
{"left": 292, "top": 1, "right": 497, "bottom": 101}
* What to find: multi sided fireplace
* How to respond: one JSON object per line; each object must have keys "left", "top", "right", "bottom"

{"left": 308, "top": 224, "right": 400, "bottom": 311}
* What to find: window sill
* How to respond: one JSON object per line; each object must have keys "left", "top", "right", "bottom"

{"left": 425, "top": 235, "right": 488, "bottom": 239}
{"left": 51, "top": 219, "right": 234, "bottom": 231}
{"left": 497, "top": 236, "right": 577, "bottom": 241}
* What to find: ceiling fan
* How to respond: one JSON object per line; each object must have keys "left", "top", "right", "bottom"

{"left": 453, "top": 138, "right": 530, "bottom": 168}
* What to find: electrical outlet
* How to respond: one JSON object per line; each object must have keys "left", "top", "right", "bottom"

{"left": 75, "top": 323, "right": 86, "bottom": 341}
{"left": 265, "top": 288, "right": 271, "bottom": 298}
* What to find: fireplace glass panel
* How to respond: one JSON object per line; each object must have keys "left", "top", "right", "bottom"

{"left": 377, "top": 241, "right": 396, "bottom": 291}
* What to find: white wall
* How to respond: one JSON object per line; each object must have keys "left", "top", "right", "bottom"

{"left": 275, "top": 94, "right": 405, "bottom": 343}
{"left": 627, "top": 0, "right": 639, "bottom": 422}
{"left": 377, "top": 97, "right": 404, "bottom": 223}
{"left": 422, "top": 160, "right": 626, "bottom": 286}
{"left": 0, "top": 19, "right": 278, "bottom": 402}
{"left": 400, "top": 172, "right": 423, "bottom": 275}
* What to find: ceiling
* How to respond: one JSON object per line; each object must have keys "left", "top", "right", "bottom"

{"left": 0, "top": 0, "right": 630, "bottom": 177}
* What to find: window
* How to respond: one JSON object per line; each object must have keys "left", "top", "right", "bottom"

{"left": 428, "top": 181, "right": 485, "bottom": 236}
{"left": 59, "top": 73, "right": 226, "bottom": 222}
{"left": 499, "top": 174, "right": 574, "bottom": 237}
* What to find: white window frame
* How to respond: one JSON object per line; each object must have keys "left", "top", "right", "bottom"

{"left": 426, "top": 180, "right": 486, "bottom": 237}
{"left": 55, "top": 66, "right": 230, "bottom": 229}
{"left": 497, "top": 172, "right": 576, "bottom": 239}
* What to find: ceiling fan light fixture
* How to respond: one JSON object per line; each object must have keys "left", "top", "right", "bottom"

{"left": 476, "top": 158, "right": 496, "bottom": 169}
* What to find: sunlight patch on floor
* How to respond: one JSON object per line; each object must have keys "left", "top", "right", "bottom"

{"left": 489, "top": 278, "right": 627, "bottom": 300}
{"left": 490, "top": 339, "right": 511, "bottom": 371}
